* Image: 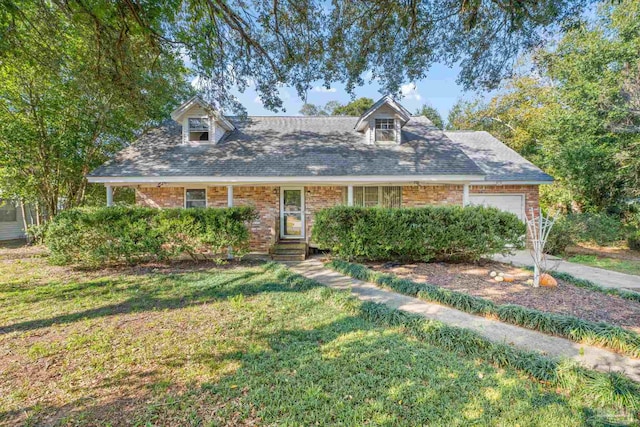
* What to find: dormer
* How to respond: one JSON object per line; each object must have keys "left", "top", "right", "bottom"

{"left": 170, "top": 96, "right": 235, "bottom": 144}
{"left": 354, "top": 95, "right": 412, "bottom": 144}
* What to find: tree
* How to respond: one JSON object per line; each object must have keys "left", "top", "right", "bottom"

{"left": 331, "top": 98, "right": 374, "bottom": 116}
{"left": 0, "top": 0, "right": 593, "bottom": 113}
{"left": 0, "top": 2, "right": 190, "bottom": 219}
{"left": 415, "top": 104, "right": 444, "bottom": 129}
{"left": 299, "top": 103, "right": 327, "bottom": 115}
{"left": 445, "top": 1, "right": 640, "bottom": 213}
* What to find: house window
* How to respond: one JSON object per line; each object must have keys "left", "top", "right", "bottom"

{"left": 347, "top": 186, "right": 402, "bottom": 208}
{"left": 375, "top": 118, "right": 395, "bottom": 142}
{"left": 188, "top": 118, "right": 209, "bottom": 141}
{"left": 0, "top": 200, "right": 17, "bottom": 222}
{"left": 185, "top": 189, "right": 207, "bottom": 208}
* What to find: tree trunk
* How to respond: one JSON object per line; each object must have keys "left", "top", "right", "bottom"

{"left": 20, "top": 200, "right": 31, "bottom": 244}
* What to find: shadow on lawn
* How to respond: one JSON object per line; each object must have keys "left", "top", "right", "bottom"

{"left": 0, "top": 265, "right": 320, "bottom": 335}
{"left": 0, "top": 314, "right": 593, "bottom": 426}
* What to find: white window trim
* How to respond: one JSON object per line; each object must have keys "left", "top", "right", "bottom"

{"left": 186, "top": 116, "right": 211, "bottom": 143}
{"left": 280, "top": 186, "right": 305, "bottom": 239}
{"left": 184, "top": 187, "right": 208, "bottom": 208}
{"left": 351, "top": 186, "right": 402, "bottom": 208}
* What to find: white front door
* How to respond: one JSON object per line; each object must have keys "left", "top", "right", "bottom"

{"left": 280, "top": 187, "right": 305, "bottom": 239}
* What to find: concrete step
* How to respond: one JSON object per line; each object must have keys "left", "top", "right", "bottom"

{"left": 271, "top": 254, "right": 306, "bottom": 261}
{"left": 273, "top": 242, "right": 307, "bottom": 250}
{"left": 273, "top": 248, "right": 306, "bottom": 255}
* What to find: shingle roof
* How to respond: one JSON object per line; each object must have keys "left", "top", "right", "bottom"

{"left": 89, "top": 116, "right": 486, "bottom": 178}
{"left": 444, "top": 131, "right": 553, "bottom": 182}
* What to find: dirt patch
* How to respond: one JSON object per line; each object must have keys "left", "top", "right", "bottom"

{"left": 367, "top": 261, "right": 640, "bottom": 333}
{"left": 566, "top": 243, "right": 640, "bottom": 261}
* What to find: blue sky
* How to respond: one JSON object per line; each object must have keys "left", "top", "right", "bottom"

{"left": 231, "top": 62, "right": 468, "bottom": 119}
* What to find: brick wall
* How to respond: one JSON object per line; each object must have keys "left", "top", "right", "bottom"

{"left": 470, "top": 185, "right": 540, "bottom": 216}
{"left": 402, "top": 185, "right": 463, "bottom": 207}
{"left": 305, "top": 186, "right": 345, "bottom": 242}
{"left": 136, "top": 187, "right": 184, "bottom": 208}
{"left": 136, "top": 184, "right": 541, "bottom": 253}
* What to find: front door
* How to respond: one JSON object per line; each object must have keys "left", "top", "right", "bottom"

{"left": 280, "top": 187, "right": 305, "bottom": 239}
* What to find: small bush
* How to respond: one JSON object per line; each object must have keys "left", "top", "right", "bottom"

{"left": 547, "top": 213, "right": 627, "bottom": 255}
{"left": 627, "top": 230, "right": 640, "bottom": 251}
{"left": 328, "top": 260, "right": 640, "bottom": 358}
{"left": 312, "top": 205, "right": 525, "bottom": 262}
{"left": 46, "top": 206, "right": 257, "bottom": 267}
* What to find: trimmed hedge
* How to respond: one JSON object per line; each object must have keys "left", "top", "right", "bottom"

{"left": 46, "top": 206, "right": 257, "bottom": 267}
{"left": 312, "top": 205, "right": 525, "bottom": 262}
{"left": 272, "top": 263, "right": 640, "bottom": 418}
{"left": 327, "top": 260, "right": 640, "bottom": 359}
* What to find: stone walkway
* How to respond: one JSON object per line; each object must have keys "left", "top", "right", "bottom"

{"left": 287, "top": 258, "right": 640, "bottom": 382}
{"left": 493, "top": 250, "right": 640, "bottom": 290}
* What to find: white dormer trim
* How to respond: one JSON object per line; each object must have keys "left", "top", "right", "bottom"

{"left": 171, "top": 95, "right": 235, "bottom": 132}
{"left": 354, "top": 95, "right": 411, "bottom": 132}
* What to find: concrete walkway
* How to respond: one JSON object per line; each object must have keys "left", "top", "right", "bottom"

{"left": 288, "top": 258, "right": 640, "bottom": 382}
{"left": 493, "top": 250, "right": 640, "bottom": 290}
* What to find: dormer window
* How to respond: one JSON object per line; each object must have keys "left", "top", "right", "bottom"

{"left": 188, "top": 118, "right": 209, "bottom": 141}
{"left": 375, "top": 119, "right": 395, "bottom": 142}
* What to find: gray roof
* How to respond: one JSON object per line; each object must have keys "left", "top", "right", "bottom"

{"left": 444, "top": 131, "right": 553, "bottom": 182}
{"left": 89, "top": 116, "right": 551, "bottom": 182}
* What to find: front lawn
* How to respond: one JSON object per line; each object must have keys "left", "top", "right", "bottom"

{"left": 0, "top": 252, "right": 607, "bottom": 425}
{"left": 568, "top": 254, "right": 640, "bottom": 276}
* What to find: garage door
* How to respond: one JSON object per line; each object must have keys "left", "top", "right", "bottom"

{"left": 469, "top": 194, "right": 525, "bottom": 221}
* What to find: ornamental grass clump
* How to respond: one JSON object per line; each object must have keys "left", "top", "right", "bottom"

{"left": 327, "top": 260, "right": 640, "bottom": 358}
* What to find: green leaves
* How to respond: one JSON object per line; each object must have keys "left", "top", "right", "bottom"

{"left": 312, "top": 205, "right": 525, "bottom": 262}
{"left": 45, "top": 206, "right": 257, "bottom": 267}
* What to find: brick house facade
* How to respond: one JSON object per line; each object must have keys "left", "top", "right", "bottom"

{"left": 134, "top": 184, "right": 541, "bottom": 253}
{"left": 90, "top": 95, "right": 552, "bottom": 258}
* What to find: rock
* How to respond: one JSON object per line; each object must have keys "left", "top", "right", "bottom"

{"left": 495, "top": 276, "right": 504, "bottom": 282}
{"left": 489, "top": 271, "right": 497, "bottom": 277}
{"left": 526, "top": 279, "right": 534, "bottom": 285}
{"left": 540, "top": 273, "right": 558, "bottom": 287}
{"left": 498, "top": 272, "right": 504, "bottom": 277}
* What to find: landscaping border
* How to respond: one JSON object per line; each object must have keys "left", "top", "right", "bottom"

{"left": 521, "top": 266, "right": 640, "bottom": 303}
{"left": 273, "top": 263, "right": 640, "bottom": 420}
{"left": 326, "top": 260, "right": 640, "bottom": 359}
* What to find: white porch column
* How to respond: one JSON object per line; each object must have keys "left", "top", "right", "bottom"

{"left": 227, "top": 185, "right": 234, "bottom": 207}
{"left": 347, "top": 185, "right": 354, "bottom": 206}
{"left": 227, "top": 185, "right": 234, "bottom": 260}
{"left": 462, "top": 183, "right": 470, "bottom": 207}
{"left": 106, "top": 185, "right": 113, "bottom": 207}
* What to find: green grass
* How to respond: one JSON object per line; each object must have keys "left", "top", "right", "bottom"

{"left": 568, "top": 254, "right": 640, "bottom": 276}
{"left": 0, "top": 258, "right": 638, "bottom": 425}
{"left": 327, "top": 260, "right": 640, "bottom": 359}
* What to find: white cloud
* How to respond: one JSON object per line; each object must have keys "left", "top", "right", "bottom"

{"left": 400, "top": 83, "right": 422, "bottom": 101}
{"left": 253, "top": 96, "right": 263, "bottom": 105}
{"left": 312, "top": 86, "right": 337, "bottom": 93}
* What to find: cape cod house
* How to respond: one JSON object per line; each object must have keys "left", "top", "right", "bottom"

{"left": 87, "top": 95, "right": 552, "bottom": 259}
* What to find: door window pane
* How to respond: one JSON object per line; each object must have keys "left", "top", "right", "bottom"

{"left": 283, "top": 213, "right": 303, "bottom": 236}
{"left": 283, "top": 190, "right": 301, "bottom": 210}
{"left": 185, "top": 189, "right": 206, "bottom": 208}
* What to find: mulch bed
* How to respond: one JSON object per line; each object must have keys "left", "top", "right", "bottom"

{"left": 367, "top": 261, "right": 640, "bottom": 333}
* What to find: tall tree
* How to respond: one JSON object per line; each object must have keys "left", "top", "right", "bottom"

{"left": 0, "top": 0, "right": 592, "bottom": 113}
{"left": 446, "top": 1, "right": 640, "bottom": 212}
{"left": 331, "top": 98, "right": 374, "bottom": 116}
{"left": 0, "top": 2, "right": 190, "bottom": 218}
{"left": 415, "top": 104, "right": 444, "bottom": 129}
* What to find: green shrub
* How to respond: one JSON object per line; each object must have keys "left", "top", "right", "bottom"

{"left": 312, "top": 205, "right": 525, "bottom": 262}
{"left": 45, "top": 206, "right": 257, "bottom": 267}
{"left": 547, "top": 213, "right": 627, "bottom": 255}
{"left": 327, "top": 260, "right": 640, "bottom": 358}
{"left": 627, "top": 230, "right": 640, "bottom": 251}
